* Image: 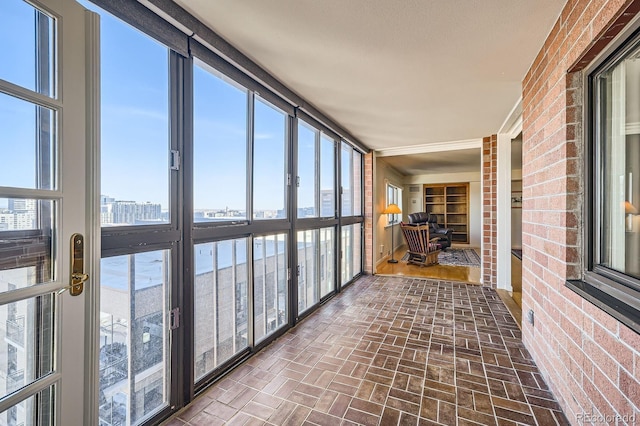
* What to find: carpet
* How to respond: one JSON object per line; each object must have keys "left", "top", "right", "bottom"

{"left": 401, "top": 248, "right": 481, "bottom": 267}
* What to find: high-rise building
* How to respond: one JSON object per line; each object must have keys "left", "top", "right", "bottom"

{"left": 100, "top": 196, "right": 163, "bottom": 225}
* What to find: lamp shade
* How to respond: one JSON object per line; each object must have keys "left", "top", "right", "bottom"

{"left": 382, "top": 203, "right": 402, "bottom": 215}
{"left": 625, "top": 201, "right": 638, "bottom": 215}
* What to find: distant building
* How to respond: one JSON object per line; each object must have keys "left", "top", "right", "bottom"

{"left": 0, "top": 199, "right": 37, "bottom": 230}
{"left": 100, "top": 196, "right": 162, "bottom": 225}
{"left": 7, "top": 199, "right": 36, "bottom": 212}
{"left": 320, "top": 190, "right": 335, "bottom": 217}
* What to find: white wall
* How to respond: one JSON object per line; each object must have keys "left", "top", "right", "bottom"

{"left": 405, "top": 184, "right": 423, "bottom": 215}
{"left": 375, "top": 157, "right": 406, "bottom": 266}
{"left": 404, "top": 171, "right": 482, "bottom": 248}
{"left": 469, "top": 181, "right": 481, "bottom": 248}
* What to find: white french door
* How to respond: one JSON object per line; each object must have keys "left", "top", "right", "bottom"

{"left": 0, "top": 0, "right": 96, "bottom": 424}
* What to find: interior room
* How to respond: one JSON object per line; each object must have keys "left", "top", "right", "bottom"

{"left": 0, "top": 0, "right": 638, "bottom": 425}
{"left": 374, "top": 147, "right": 484, "bottom": 284}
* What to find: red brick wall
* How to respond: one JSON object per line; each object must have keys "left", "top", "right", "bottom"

{"left": 482, "top": 135, "right": 497, "bottom": 287}
{"left": 364, "top": 152, "right": 373, "bottom": 274}
{"left": 522, "top": 0, "right": 640, "bottom": 422}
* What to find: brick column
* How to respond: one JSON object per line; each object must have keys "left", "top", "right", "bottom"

{"left": 363, "top": 152, "right": 374, "bottom": 274}
{"left": 482, "top": 135, "right": 497, "bottom": 287}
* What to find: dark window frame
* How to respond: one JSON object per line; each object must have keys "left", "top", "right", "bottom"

{"left": 566, "top": 26, "right": 640, "bottom": 335}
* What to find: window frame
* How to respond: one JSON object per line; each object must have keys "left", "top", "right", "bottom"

{"left": 566, "top": 25, "right": 640, "bottom": 335}
{"left": 385, "top": 183, "right": 402, "bottom": 226}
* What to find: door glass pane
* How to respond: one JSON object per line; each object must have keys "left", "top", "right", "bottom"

{"left": 0, "top": 294, "right": 54, "bottom": 399}
{"left": 341, "top": 225, "right": 353, "bottom": 284}
{"left": 320, "top": 135, "right": 335, "bottom": 217}
{"left": 0, "top": 93, "right": 55, "bottom": 190}
{"left": 253, "top": 98, "right": 286, "bottom": 219}
{"left": 253, "top": 234, "right": 287, "bottom": 342}
{"left": 194, "top": 239, "right": 249, "bottom": 380}
{"left": 341, "top": 143, "right": 352, "bottom": 216}
{"left": 97, "top": 7, "right": 170, "bottom": 227}
{"left": 0, "top": 0, "right": 55, "bottom": 97}
{"left": 99, "top": 250, "right": 170, "bottom": 425}
{"left": 193, "top": 61, "right": 248, "bottom": 223}
{"left": 297, "top": 122, "right": 317, "bottom": 218}
{"left": 320, "top": 227, "right": 335, "bottom": 298}
{"left": 297, "top": 230, "right": 317, "bottom": 314}
{"left": 353, "top": 151, "right": 362, "bottom": 216}
{"left": 0, "top": 384, "right": 55, "bottom": 426}
{"left": 0, "top": 198, "right": 54, "bottom": 289}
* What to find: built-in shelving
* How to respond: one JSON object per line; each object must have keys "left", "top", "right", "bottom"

{"left": 424, "top": 183, "right": 469, "bottom": 243}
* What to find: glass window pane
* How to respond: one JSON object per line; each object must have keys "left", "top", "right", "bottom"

{"left": 297, "top": 122, "right": 317, "bottom": 218}
{"left": 253, "top": 98, "right": 287, "bottom": 219}
{"left": 0, "top": 198, "right": 54, "bottom": 289}
{"left": 0, "top": 93, "right": 55, "bottom": 190}
{"left": 320, "top": 227, "right": 335, "bottom": 298}
{"left": 98, "top": 9, "right": 169, "bottom": 227}
{"left": 253, "top": 234, "right": 287, "bottom": 342}
{"left": 353, "top": 151, "right": 362, "bottom": 216}
{"left": 341, "top": 225, "right": 353, "bottom": 284}
{"left": 597, "top": 56, "right": 640, "bottom": 279}
{"left": 0, "top": 0, "right": 55, "bottom": 96}
{"left": 320, "top": 135, "right": 335, "bottom": 217}
{"left": 352, "top": 224, "right": 362, "bottom": 278}
{"left": 341, "top": 143, "right": 352, "bottom": 216}
{"left": 0, "top": 384, "right": 55, "bottom": 426}
{"left": 100, "top": 250, "right": 170, "bottom": 425}
{"left": 194, "top": 61, "right": 248, "bottom": 223}
{"left": 297, "top": 230, "right": 318, "bottom": 313}
{"left": 194, "top": 239, "right": 249, "bottom": 380}
{"left": 0, "top": 294, "right": 54, "bottom": 399}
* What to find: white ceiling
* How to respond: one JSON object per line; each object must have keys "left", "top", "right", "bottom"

{"left": 174, "top": 0, "right": 565, "bottom": 151}
{"left": 381, "top": 134, "right": 522, "bottom": 176}
{"left": 383, "top": 149, "right": 482, "bottom": 175}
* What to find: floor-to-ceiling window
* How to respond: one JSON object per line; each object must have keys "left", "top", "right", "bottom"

{"left": 81, "top": 2, "right": 181, "bottom": 424}
{"left": 295, "top": 119, "right": 339, "bottom": 316}
{"left": 69, "top": 1, "right": 366, "bottom": 424}
{"left": 340, "top": 144, "right": 364, "bottom": 285}
{"left": 189, "top": 47, "right": 294, "bottom": 388}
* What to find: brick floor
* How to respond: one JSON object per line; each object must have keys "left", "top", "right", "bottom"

{"left": 164, "top": 275, "right": 569, "bottom": 425}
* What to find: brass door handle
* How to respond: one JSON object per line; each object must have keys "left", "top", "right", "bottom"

{"left": 66, "top": 233, "right": 88, "bottom": 296}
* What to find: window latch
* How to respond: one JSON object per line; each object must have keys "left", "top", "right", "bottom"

{"left": 170, "top": 150, "right": 180, "bottom": 171}
{"left": 170, "top": 307, "right": 180, "bottom": 330}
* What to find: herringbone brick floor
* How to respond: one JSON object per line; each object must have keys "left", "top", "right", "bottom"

{"left": 165, "top": 275, "right": 569, "bottom": 425}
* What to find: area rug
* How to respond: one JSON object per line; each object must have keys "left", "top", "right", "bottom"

{"left": 401, "top": 248, "right": 481, "bottom": 267}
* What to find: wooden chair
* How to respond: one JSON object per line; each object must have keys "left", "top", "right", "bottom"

{"left": 400, "top": 223, "right": 441, "bottom": 267}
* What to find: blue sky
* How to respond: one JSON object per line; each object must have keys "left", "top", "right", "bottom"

{"left": 94, "top": 4, "right": 293, "bottom": 212}
{"left": 0, "top": 1, "right": 39, "bottom": 191}
{"left": 1, "top": 0, "right": 301, "bottom": 213}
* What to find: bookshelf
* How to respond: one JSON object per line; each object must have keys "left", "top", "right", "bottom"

{"left": 424, "top": 183, "right": 469, "bottom": 243}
